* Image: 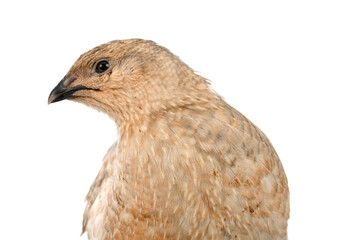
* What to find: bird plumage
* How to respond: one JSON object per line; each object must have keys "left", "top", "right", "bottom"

{"left": 49, "top": 39, "right": 289, "bottom": 240}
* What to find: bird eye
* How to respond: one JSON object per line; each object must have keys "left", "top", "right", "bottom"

{"left": 94, "top": 60, "right": 110, "bottom": 74}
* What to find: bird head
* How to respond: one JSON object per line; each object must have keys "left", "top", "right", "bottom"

{"left": 48, "top": 39, "right": 209, "bottom": 128}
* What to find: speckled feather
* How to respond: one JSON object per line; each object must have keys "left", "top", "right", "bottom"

{"left": 51, "top": 39, "right": 289, "bottom": 240}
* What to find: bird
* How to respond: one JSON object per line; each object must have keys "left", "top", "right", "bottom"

{"left": 48, "top": 39, "right": 289, "bottom": 240}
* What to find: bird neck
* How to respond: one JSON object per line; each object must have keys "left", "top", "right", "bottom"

{"left": 114, "top": 87, "right": 220, "bottom": 143}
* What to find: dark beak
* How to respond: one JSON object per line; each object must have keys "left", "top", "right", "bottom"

{"left": 48, "top": 76, "right": 91, "bottom": 104}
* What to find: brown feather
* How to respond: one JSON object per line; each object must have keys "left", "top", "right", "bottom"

{"left": 50, "top": 39, "right": 289, "bottom": 240}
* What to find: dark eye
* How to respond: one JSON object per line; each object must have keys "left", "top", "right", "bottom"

{"left": 94, "top": 60, "right": 110, "bottom": 74}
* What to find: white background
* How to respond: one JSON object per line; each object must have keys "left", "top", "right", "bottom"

{"left": 0, "top": 1, "right": 336, "bottom": 239}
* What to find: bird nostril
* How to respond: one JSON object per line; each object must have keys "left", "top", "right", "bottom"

{"left": 62, "top": 75, "right": 77, "bottom": 87}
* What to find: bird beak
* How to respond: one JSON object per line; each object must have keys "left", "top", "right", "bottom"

{"left": 48, "top": 76, "right": 90, "bottom": 104}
